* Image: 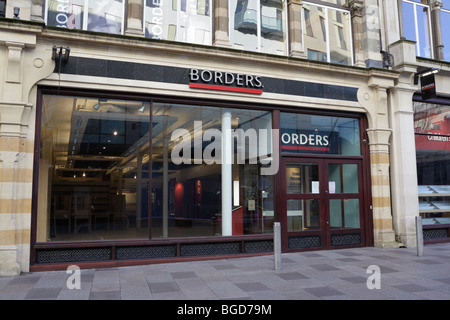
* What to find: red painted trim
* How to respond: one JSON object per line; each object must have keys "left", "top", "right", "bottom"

{"left": 281, "top": 145, "right": 330, "bottom": 152}
{"left": 189, "top": 83, "right": 263, "bottom": 95}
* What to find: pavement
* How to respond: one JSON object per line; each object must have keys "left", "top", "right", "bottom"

{"left": 1, "top": 242, "right": 450, "bottom": 301}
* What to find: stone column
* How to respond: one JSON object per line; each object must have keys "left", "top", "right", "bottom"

{"left": 125, "top": 0, "right": 144, "bottom": 37}
{"left": 350, "top": 0, "right": 384, "bottom": 68}
{"left": 0, "top": 24, "right": 55, "bottom": 275}
{"left": 287, "top": 0, "right": 305, "bottom": 58}
{"left": 30, "top": 0, "right": 45, "bottom": 23}
{"left": 388, "top": 39, "right": 420, "bottom": 248}
{"left": 213, "top": 0, "right": 231, "bottom": 47}
{"left": 363, "top": 72, "right": 398, "bottom": 248}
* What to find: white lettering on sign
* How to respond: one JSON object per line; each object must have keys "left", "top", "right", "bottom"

{"left": 189, "top": 68, "right": 263, "bottom": 89}
{"left": 281, "top": 133, "right": 330, "bottom": 146}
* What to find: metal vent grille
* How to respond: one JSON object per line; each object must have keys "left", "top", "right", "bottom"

{"left": 423, "top": 228, "right": 449, "bottom": 240}
{"left": 288, "top": 236, "right": 321, "bottom": 249}
{"left": 331, "top": 233, "right": 361, "bottom": 246}
{"left": 180, "top": 242, "right": 241, "bottom": 257}
{"left": 36, "top": 247, "right": 112, "bottom": 264}
{"left": 244, "top": 240, "right": 273, "bottom": 253}
{"left": 115, "top": 245, "right": 177, "bottom": 260}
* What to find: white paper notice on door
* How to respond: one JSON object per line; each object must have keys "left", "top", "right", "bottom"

{"left": 329, "top": 181, "right": 336, "bottom": 194}
{"left": 312, "top": 181, "right": 319, "bottom": 194}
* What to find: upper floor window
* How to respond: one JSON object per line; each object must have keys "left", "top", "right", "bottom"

{"left": 302, "top": 1, "right": 352, "bottom": 65}
{"left": 401, "top": 0, "right": 433, "bottom": 58}
{"left": 46, "top": 0, "right": 125, "bottom": 35}
{"left": 229, "top": 0, "right": 288, "bottom": 56}
{"left": 441, "top": 0, "right": 450, "bottom": 61}
{"left": 144, "top": 0, "right": 212, "bottom": 45}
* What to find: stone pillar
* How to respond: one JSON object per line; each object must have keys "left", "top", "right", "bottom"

{"left": 431, "top": 0, "right": 444, "bottom": 60}
{"left": 213, "top": 0, "right": 231, "bottom": 47}
{"left": 287, "top": 0, "right": 305, "bottom": 58}
{"left": 388, "top": 39, "right": 420, "bottom": 248}
{"left": 350, "top": 0, "right": 383, "bottom": 68}
{"left": 125, "top": 0, "right": 144, "bottom": 37}
{"left": 30, "top": 0, "right": 45, "bottom": 23}
{"left": 0, "top": 25, "right": 55, "bottom": 275}
{"left": 363, "top": 72, "right": 398, "bottom": 248}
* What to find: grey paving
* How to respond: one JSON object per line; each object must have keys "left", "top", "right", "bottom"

{"left": 1, "top": 243, "right": 450, "bottom": 300}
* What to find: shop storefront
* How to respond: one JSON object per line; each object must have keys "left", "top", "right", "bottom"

{"left": 29, "top": 59, "right": 373, "bottom": 270}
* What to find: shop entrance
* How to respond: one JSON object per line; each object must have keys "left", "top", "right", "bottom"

{"left": 281, "top": 157, "right": 366, "bottom": 251}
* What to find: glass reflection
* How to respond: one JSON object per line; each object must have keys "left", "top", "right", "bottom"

{"left": 151, "top": 103, "right": 274, "bottom": 238}
{"left": 145, "top": 0, "right": 211, "bottom": 45}
{"left": 402, "top": 0, "right": 432, "bottom": 58}
{"left": 303, "top": 2, "right": 352, "bottom": 65}
{"left": 280, "top": 113, "right": 361, "bottom": 156}
{"left": 329, "top": 199, "right": 360, "bottom": 228}
{"left": 230, "top": 0, "right": 287, "bottom": 55}
{"left": 46, "top": 0, "right": 124, "bottom": 34}
{"left": 442, "top": 10, "right": 450, "bottom": 61}
{"left": 287, "top": 199, "right": 320, "bottom": 232}
{"left": 38, "top": 95, "right": 151, "bottom": 242}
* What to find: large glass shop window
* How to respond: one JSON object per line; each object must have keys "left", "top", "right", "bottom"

{"left": 46, "top": 0, "right": 124, "bottom": 34}
{"left": 151, "top": 104, "right": 274, "bottom": 238}
{"left": 145, "top": 0, "right": 212, "bottom": 45}
{"left": 37, "top": 95, "right": 151, "bottom": 242}
{"left": 229, "top": 0, "right": 287, "bottom": 55}
{"left": 414, "top": 101, "right": 450, "bottom": 225}
{"left": 37, "top": 95, "right": 274, "bottom": 242}
{"left": 280, "top": 113, "right": 361, "bottom": 155}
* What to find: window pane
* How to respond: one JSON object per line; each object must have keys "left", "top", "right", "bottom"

{"left": 145, "top": 0, "right": 211, "bottom": 45}
{"left": 230, "top": 0, "right": 287, "bottom": 55}
{"left": 280, "top": 113, "right": 361, "bottom": 155}
{"left": 151, "top": 103, "right": 273, "bottom": 238}
{"left": 230, "top": 0, "right": 259, "bottom": 51}
{"left": 37, "top": 95, "right": 151, "bottom": 242}
{"left": 88, "top": 0, "right": 123, "bottom": 34}
{"left": 402, "top": 1, "right": 416, "bottom": 44}
{"left": 330, "top": 199, "right": 360, "bottom": 228}
{"left": 303, "top": 4, "right": 328, "bottom": 62}
{"left": 416, "top": 4, "right": 432, "bottom": 58}
{"left": 286, "top": 163, "right": 320, "bottom": 194}
{"left": 260, "top": 0, "right": 287, "bottom": 55}
{"left": 414, "top": 101, "right": 450, "bottom": 225}
{"left": 442, "top": 10, "right": 450, "bottom": 61}
{"left": 402, "top": 1, "right": 432, "bottom": 58}
{"left": 328, "top": 8, "right": 352, "bottom": 65}
{"left": 343, "top": 164, "right": 358, "bottom": 193}
{"left": 287, "top": 199, "right": 320, "bottom": 232}
{"left": 47, "top": 0, "right": 85, "bottom": 29}
{"left": 344, "top": 199, "right": 360, "bottom": 228}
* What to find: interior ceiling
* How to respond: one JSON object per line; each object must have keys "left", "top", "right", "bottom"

{"left": 46, "top": 96, "right": 271, "bottom": 180}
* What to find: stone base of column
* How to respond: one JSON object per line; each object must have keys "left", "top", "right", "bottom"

{"left": 374, "top": 230, "right": 400, "bottom": 248}
{"left": 0, "top": 246, "right": 21, "bottom": 276}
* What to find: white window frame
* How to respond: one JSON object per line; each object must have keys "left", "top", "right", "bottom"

{"left": 402, "top": 0, "right": 434, "bottom": 58}
{"left": 302, "top": 1, "right": 354, "bottom": 65}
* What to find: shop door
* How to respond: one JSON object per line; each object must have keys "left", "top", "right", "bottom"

{"left": 282, "top": 157, "right": 366, "bottom": 251}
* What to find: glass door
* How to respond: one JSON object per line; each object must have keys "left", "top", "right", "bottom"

{"left": 282, "top": 158, "right": 365, "bottom": 251}
{"left": 326, "top": 159, "right": 365, "bottom": 248}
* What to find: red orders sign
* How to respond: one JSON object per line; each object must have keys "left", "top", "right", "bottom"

{"left": 189, "top": 68, "right": 263, "bottom": 95}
